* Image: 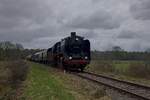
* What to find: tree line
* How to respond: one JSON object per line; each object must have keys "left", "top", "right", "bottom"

{"left": 92, "top": 51, "right": 150, "bottom": 61}
{"left": 92, "top": 46, "right": 150, "bottom": 61}
{"left": 1, "top": 42, "right": 150, "bottom": 61}
{"left": 0, "top": 41, "right": 41, "bottom": 60}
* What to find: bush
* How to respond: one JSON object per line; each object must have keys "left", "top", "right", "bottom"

{"left": 0, "top": 60, "right": 29, "bottom": 99}
{"left": 7, "top": 60, "right": 29, "bottom": 88}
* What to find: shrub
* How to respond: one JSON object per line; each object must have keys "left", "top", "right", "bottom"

{"left": 0, "top": 60, "right": 29, "bottom": 100}
{"left": 7, "top": 60, "right": 29, "bottom": 88}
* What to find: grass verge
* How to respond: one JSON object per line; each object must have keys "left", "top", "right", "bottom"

{"left": 21, "top": 62, "right": 75, "bottom": 100}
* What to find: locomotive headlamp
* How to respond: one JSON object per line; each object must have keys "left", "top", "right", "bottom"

{"left": 76, "top": 38, "right": 79, "bottom": 41}
{"left": 69, "top": 56, "right": 72, "bottom": 60}
{"left": 85, "top": 56, "right": 88, "bottom": 59}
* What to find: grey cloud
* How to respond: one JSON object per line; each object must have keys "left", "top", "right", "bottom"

{"left": 80, "top": 30, "right": 99, "bottom": 39}
{"left": 23, "top": 36, "right": 62, "bottom": 49}
{"left": 116, "top": 28, "right": 150, "bottom": 51}
{"left": 112, "top": 38, "right": 142, "bottom": 51}
{"left": 130, "top": 0, "right": 150, "bottom": 20}
{"left": 0, "top": 0, "right": 57, "bottom": 43}
{"left": 0, "top": 0, "right": 150, "bottom": 51}
{"left": 117, "top": 30, "right": 138, "bottom": 39}
{"left": 0, "top": 0, "right": 52, "bottom": 19}
{"left": 0, "top": 0, "right": 53, "bottom": 30}
{"left": 0, "top": 17, "right": 20, "bottom": 29}
{"left": 66, "top": 10, "right": 120, "bottom": 30}
{"left": 0, "top": 28, "right": 59, "bottom": 43}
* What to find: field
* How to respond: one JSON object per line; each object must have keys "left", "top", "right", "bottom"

{"left": 87, "top": 60, "right": 150, "bottom": 85}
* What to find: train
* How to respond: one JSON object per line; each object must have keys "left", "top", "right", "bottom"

{"left": 28, "top": 32, "right": 91, "bottom": 71}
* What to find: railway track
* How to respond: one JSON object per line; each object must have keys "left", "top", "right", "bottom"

{"left": 72, "top": 71, "right": 150, "bottom": 100}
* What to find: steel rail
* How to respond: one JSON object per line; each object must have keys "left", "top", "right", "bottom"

{"left": 72, "top": 72, "right": 150, "bottom": 100}
{"left": 84, "top": 71, "right": 150, "bottom": 89}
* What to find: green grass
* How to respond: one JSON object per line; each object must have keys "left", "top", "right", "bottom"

{"left": 113, "top": 61, "right": 130, "bottom": 73}
{"left": 88, "top": 60, "right": 145, "bottom": 74}
{"left": 112, "top": 61, "right": 145, "bottom": 74}
{"left": 22, "top": 62, "right": 75, "bottom": 100}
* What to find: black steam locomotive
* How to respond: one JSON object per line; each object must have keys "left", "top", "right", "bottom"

{"left": 29, "top": 32, "right": 91, "bottom": 71}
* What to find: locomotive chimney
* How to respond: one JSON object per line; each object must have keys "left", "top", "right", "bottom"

{"left": 71, "top": 32, "right": 76, "bottom": 38}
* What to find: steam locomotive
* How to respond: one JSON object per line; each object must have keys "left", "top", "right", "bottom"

{"left": 29, "top": 32, "right": 91, "bottom": 71}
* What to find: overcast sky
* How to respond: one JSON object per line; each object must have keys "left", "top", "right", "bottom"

{"left": 0, "top": 0, "right": 150, "bottom": 51}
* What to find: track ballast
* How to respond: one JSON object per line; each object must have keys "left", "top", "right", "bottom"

{"left": 72, "top": 71, "right": 150, "bottom": 100}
